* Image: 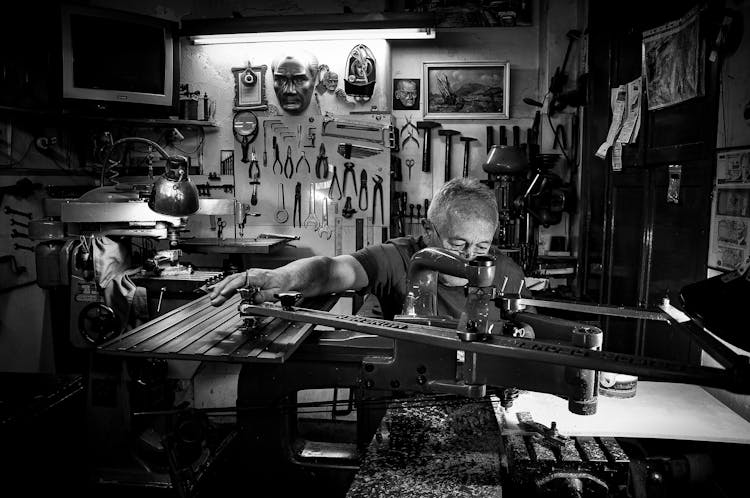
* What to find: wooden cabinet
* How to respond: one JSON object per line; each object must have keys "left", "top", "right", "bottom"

{"left": 579, "top": 0, "right": 721, "bottom": 363}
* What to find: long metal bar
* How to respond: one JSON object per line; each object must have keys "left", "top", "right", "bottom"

{"left": 510, "top": 297, "right": 670, "bottom": 322}
{"left": 659, "top": 301, "right": 745, "bottom": 370}
{"left": 244, "top": 304, "right": 748, "bottom": 393}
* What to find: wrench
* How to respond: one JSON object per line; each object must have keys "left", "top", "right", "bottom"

{"left": 10, "top": 219, "right": 29, "bottom": 228}
{"left": 318, "top": 198, "right": 332, "bottom": 240}
{"left": 4, "top": 206, "right": 32, "bottom": 218}
{"left": 304, "top": 183, "right": 320, "bottom": 231}
{"left": 11, "top": 229, "right": 30, "bottom": 239}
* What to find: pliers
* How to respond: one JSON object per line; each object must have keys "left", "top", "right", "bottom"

{"left": 296, "top": 151, "right": 311, "bottom": 174}
{"left": 371, "top": 174, "right": 383, "bottom": 225}
{"left": 343, "top": 162, "right": 357, "bottom": 197}
{"left": 284, "top": 145, "right": 294, "bottom": 179}
{"left": 272, "top": 137, "right": 283, "bottom": 176}
{"left": 249, "top": 147, "right": 260, "bottom": 180}
{"left": 293, "top": 181, "right": 302, "bottom": 227}
{"left": 315, "top": 143, "right": 329, "bottom": 179}
{"left": 358, "top": 169, "right": 368, "bottom": 211}
{"left": 328, "top": 165, "right": 342, "bottom": 200}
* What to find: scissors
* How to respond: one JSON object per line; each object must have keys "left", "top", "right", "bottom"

{"left": 217, "top": 218, "right": 227, "bottom": 240}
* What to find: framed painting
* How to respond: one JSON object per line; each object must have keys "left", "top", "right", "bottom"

{"left": 423, "top": 61, "right": 510, "bottom": 120}
{"left": 232, "top": 64, "right": 267, "bottom": 109}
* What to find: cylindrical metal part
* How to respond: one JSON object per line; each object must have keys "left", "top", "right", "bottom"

{"left": 566, "top": 326, "right": 603, "bottom": 415}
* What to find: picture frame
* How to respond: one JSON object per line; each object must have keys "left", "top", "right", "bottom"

{"left": 393, "top": 78, "right": 420, "bottom": 110}
{"left": 423, "top": 61, "right": 510, "bottom": 120}
{"left": 232, "top": 64, "right": 267, "bottom": 109}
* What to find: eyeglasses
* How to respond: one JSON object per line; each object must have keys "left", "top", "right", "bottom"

{"left": 429, "top": 221, "right": 491, "bottom": 258}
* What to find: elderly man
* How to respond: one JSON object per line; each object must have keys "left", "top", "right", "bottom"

{"left": 272, "top": 49, "right": 319, "bottom": 114}
{"left": 394, "top": 78, "right": 419, "bottom": 110}
{"left": 209, "top": 178, "right": 527, "bottom": 322}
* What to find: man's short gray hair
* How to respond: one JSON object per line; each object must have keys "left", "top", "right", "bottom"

{"left": 427, "top": 177, "right": 498, "bottom": 231}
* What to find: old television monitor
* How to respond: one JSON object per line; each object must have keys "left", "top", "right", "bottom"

{"left": 60, "top": 4, "right": 179, "bottom": 117}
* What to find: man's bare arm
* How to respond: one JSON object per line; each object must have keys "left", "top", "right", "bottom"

{"left": 209, "top": 254, "right": 368, "bottom": 306}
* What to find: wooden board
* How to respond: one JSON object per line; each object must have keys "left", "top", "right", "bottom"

{"left": 493, "top": 382, "right": 750, "bottom": 445}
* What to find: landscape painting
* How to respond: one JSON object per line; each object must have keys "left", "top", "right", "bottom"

{"left": 423, "top": 61, "right": 510, "bottom": 120}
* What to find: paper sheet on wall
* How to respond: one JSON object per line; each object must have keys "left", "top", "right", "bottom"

{"left": 618, "top": 78, "right": 642, "bottom": 144}
{"left": 708, "top": 148, "right": 750, "bottom": 271}
{"left": 595, "top": 85, "right": 627, "bottom": 159}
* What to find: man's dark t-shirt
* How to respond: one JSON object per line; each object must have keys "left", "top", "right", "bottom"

{"left": 352, "top": 236, "right": 528, "bottom": 322}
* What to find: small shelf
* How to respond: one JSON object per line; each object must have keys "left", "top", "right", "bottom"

{"left": 0, "top": 105, "right": 217, "bottom": 127}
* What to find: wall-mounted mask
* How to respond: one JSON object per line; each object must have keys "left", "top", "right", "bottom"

{"left": 345, "top": 44, "right": 376, "bottom": 101}
{"left": 272, "top": 50, "right": 319, "bottom": 114}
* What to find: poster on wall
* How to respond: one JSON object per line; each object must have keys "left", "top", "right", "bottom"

{"left": 642, "top": 6, "right": 704, "bottom": 111}
{"left": 708, "top": 147, "right": 750, "bottom": 271}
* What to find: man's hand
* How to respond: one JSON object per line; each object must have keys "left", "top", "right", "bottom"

{"left": 208, "top": 269, "right": 284, "bottom": 307}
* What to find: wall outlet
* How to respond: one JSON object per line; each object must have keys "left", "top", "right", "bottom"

{"left": 0, "top": 121, "right": 11, "bottom": 159}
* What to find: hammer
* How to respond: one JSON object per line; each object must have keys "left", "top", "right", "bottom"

{"left": 460, "top": 136, "right": 477, "bottom": 178}
{"left": 438, "top": 129, "right": 460, "bottom": 182}
{"left": 416, "top": 121, "right": 441, "bottom": 173}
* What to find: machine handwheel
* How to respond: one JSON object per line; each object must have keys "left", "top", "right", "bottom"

{"left": 79, "top": 302, "right": 120, "bottom": 345}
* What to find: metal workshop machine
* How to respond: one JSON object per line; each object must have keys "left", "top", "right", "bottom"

{"left": 96, "top": 245, "right": 750, "bottom": 496}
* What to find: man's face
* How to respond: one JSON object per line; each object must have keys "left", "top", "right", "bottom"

{"left": 274, "top": 57, "right": 316, "bottom": 114}
{"left": 427, "top": 208, "right": 496, "bottom": 286}
{"left": 395, "top": 80, "right": 417, "bottom": 107}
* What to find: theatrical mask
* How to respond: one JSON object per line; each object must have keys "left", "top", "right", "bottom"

{"left": 273, "top": 51, "right": 319, "bottom": 114}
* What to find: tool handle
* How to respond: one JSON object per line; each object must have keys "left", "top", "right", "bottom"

{"left": 462, "top": 143, "right": 470, "bottom": 178}
{"left": 486, "top": 126, "right": 494, "bottom": 153}
{"left": 499, "top": 126, "right": 507, "bottom": 146}
{"left": 444, "top": 139, "right": 452, "bottom": 182}
{"left": 422, "top": 133, "right": 431, "bottom": 172}
{"left": 513, "top": 126, "right": 520, "bottom": 147}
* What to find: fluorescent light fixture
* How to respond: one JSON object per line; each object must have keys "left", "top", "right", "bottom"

{"left": 191, "top": 27, "right": 434, "bottom": 44}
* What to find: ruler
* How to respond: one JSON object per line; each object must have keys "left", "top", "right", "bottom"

{"left": 335, "top": 216, "right": 343, "bottom": 256}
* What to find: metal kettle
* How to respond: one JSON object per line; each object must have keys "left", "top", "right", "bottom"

{"left": 148, "top": 155, "right": 200, "bottom": 217}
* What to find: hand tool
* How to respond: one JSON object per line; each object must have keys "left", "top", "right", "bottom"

{"left": 486, "top": 125, "right": 494, "bottom": 153}
{"left": 250, "top": 180, "right": 259, "bottom": 206}
{"left": 318, "top": 199, "right": 332, "bottom": 240}
{"left": 337, "top": 143, "right": 383, "bottom": 159}
{"left": 416, "top": 121, "right": 441, "bottom": 172}
{"left": 343, "top": 162, "right": 357, "bottom": 197}
{"left": 272, "top": 137, "right": 283, "bottom": 175}
{"left": 405, "top": 159, "right": 415, "bottom": 180}
{"left": 262, "top": 119, "right": 283, "bottom": 167}
{"left": 10, "top": 218, "right": 29, "bottom": 228}
{"left": 460, "top": 136, "right": 477, "bottom": 178}
{"left": 438, "top": 129, "right": 460, "bottom": 182}
{"left": 216, "top": 218, "right": 226, "bottom": 240}
{"left": 391, "top": 155, "right": 403, "bottom": 182}
{"left": 513, "top": 125, "right": 521, "bottom": 147}
{"left": 358, "top": 169, "right": 368, "bottom": 211}
{"left": 398, "top": 192, "right": 407, "bottom": 236}
{"left": 233, "top": 110, "right": 259, "bottom": 163}
{"left": 328, "top": 165, "right": 342, "bottom": 200}
{"left": 14, "top": 243, "right": 34, "bottom": 252}
{"left": 342, "top": 196, "right": 357, "bottom": 218}
{"left": 293, "top": 182, "right": 302, "bottom": 227}
{"left": 274, "top": 184, "right": 289, "bottom": 223}
{"left": 371, "top": 174, "right": 383, "bottom": 225}
{"left": 4, "top": 206, "right": 32, "bottom": 218}
{"left": 304, "top": 183, "right": 320, "bottom": 231}
{"left": 249, "top": 147, "right": 260, "bottom": 180}
{"left": 409, "top": 203, "right": 415, "bottom": 235}
{"left": 424, "top": 199, "right": 430, "bottom": 217}
{"left": 499, "top": 125, "right": 508, "bottom": 145}
{"left": 400, "top": 114, "right": 418, "bottom": 135}
{"left": 315, "top": 143, "right": 329, "bottom": 179}
{"left": 416, "top": 204, "right": 422, "bottom": 222}
{"left": 11, "top": 229, "right": 30, "bottom": 239}
{"left": 401, "top": 131, "right": 420, "bottom": 150}
{"left": 296, "top": 151, "right": 311, "bottom": 174}
{"left": 284, "top": 145, "right": 295, "bottom": 179}
{"left": 220, "top": 150, "right": 235, "bottom": 175}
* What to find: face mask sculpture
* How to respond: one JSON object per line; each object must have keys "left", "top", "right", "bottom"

{"left": 272, "top": 50, "right": 319, "bottom": 114}
{"left": 394, "top": 79, "right": 419, "bottom": 109}
{"left": 345, "top": 44, "right": 376, "bottom": 101}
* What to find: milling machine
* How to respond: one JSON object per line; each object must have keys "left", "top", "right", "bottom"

{"left": 94, "top": 246, "right": 750, "bottom": 496}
